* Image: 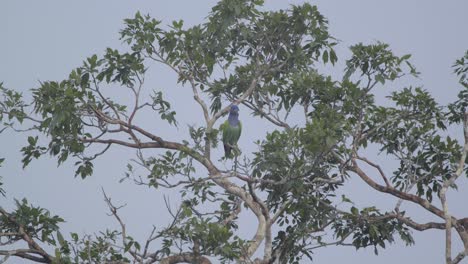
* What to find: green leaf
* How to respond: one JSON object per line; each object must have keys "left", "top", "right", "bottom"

{"left": 341, "top": 195, "right": 353, "bottom": 203}
{"left": 322, "top": 50, "right": 329, "bottom": 64}
{"left": 400, "top": 54, "right": 411, "bottom": 61}
{"left": 375, "top": 74, "right": 385, "bottom": 84}
{"left": 27, "top": 136, "right": 37, "bottom": 145}
{"left": 330, "top": 48, "right": 338, "bottom": 65}
{"left": 57, "top": 231, "right": 66, "bottom": 247}
{"left": 81, "top": 73, "right": 90, "bottom": 87}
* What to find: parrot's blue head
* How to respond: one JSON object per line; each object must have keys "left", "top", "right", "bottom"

{"left": 229, "top": 105, "right": 239, "bottom": 114}
{"left": 228, "top": 105, "right": 240, "bottom": 125}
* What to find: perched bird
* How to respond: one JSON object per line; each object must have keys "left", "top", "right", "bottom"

{"left": 221, "top": 105, "right": 242, "bottom": 158}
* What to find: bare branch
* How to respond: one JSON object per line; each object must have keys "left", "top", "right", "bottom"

{"left": 452, "top": 249, "right": 468, "bottom": 264}
{"left": 0, "top": 232, "right": 20, "bottom": 237}
{"left": 102, "top": 189, "right": 142, "bottom": 262}
{"left": 142, "top": 226, "right": 157, "bottom": 259}
{"left": 356, "top": 155, "right": 392, "bottom": 187}
{"left": 180, "top": 50, "right": 210, "bottom": 124}
{"left": 128, "top": 74, "right": 145, "bottom": 126}
{"left": 89, "top": 73, "right": 122, "bottom": 120}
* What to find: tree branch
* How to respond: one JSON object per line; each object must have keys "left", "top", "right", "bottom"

{"left": 0, "top": 249, "right": 49, "bottom": 263}
{"left": 347, "top": 159, "right": 447, "bottom": 220}
{"left": 159, "top": 253, "right": 212, "bottom": 264}
{"left": 0, "top": 208, "right": 53, "bottom": 263}
{"left": 356, "top": 155, "right": 392, "bottom": 187}
{"left": 102, "top": 189, "right": 142, "bottom": 262}
{"left": 373, "top": 213, "right": 446, "bottom": 231}
{"left": 440, "top": 112, "right": 468, "bottom": 264}
{"left": 82, "top": 116, "right": 270, "bottom": 261}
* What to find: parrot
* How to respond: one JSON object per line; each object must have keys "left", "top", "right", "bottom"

{"left": 221, "top": 105, "right": 242, "bottom": 158}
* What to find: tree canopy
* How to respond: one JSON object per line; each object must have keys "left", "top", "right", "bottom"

{"left": 1, "top": 1, "right": 467, "bottom": 263}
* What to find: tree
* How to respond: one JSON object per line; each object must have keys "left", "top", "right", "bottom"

{"left": 1, "top": 0, "right": 467, "bottom": 263}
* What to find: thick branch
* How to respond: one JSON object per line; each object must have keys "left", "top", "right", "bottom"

{"left": 159, "top": 253, "right": 211, "bottom": 264}
{"left": 246, "top": 181, "right": 271, "bottom": 260}
{"left": 374, "top": 213, "right": 446, "bottom": 231}
{"left": 453, "top": 249, "right": 468, "bottom": 264}
{"left": 440, "top": 189, "right": 453, "bottom": 264}
{"left": 0, "top": 249, "right": 49, "bottom": 263}
{"left": 440, "top": 112, "right": 468, "bottom": 264}
{"left": 348, "top": 161, "right": 447, "bottom": 220}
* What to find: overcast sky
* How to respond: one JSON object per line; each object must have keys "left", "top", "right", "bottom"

{"left": 1, "top": 1, "right": 468, "bottom": 263}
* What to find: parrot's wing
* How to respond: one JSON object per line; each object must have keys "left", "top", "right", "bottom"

{"left": 220, "top": 120, "right": 229, "bottom": 143}
{"left": 234, "top": 121, "right": 242, "bottom": 143}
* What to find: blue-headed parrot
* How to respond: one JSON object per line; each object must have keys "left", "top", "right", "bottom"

{"left": 220, "top": 105, "right": 242, "bottom": 158}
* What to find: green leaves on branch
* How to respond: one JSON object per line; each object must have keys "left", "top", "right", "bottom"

{"left": 75, "top": 160, "right": 94, "bottom": 179}
{"left": 448, "top": 88, "right": 468, "bottom": 124}
{"left": 250, "top": 46, "right": 466, "bottom": 261}
{"left": 151, "top": 91, "right": 177, "bottom": 126}
{"left": 96, "top": 48, "right": 145, "bottom": 87}
{"left": 271, "top": 197, "right": 345, "bottom": 264}
{"left": 0, "top": 83, "right": 28, "bottom": 124}
{"left": 21, "top": 136, "right": 47, "bottom": 168}
{"left": 365, "top": 87, "right": 446, "bottom": 150}
{"left": 27, "top": 78, "right": 91, "bottom": 174}
{"left": 33, "top": 80, "right": 86, "bottom": 136}
{"left": 170, "top": 214, "right": 245, "bottom": 262}
{"left": 121, "top": 11, "right": 162, "bottom": 55}
{"left": 15, "top": 44, "right": 173, "bottom": 176}
{"left": 141, "top": 151, "right": 195, "bottom": 189}
{"left": 69, "top": 230, "right": 130, "bottom": 263}
{"left": 363, "top": 87, "right": 464, "bottom": 200}
{"left": 0, "top": 199, "right": 64, "bottom": 245}
{"left": 344, "top": 42, "right": 418, "bottom": 84}
{"left": 453, "top": 50, "right": 468, "bottom": 87}
{"left": 333, "top": 207, "right": 414, "bottom": 255}
{"left": 120, "top": 1, "right": 337, "bottom": 116}
{"left": 1, "top": 1, "right": 467, "bottom": 262}
{"left": 0, "top": 200, "right": 73, "bottom": 263}
{"left": 449, "top": 50, "right": 468, "bottom": 124}
{"left": 252, "top": 127, "right": 341, "bottom": 208}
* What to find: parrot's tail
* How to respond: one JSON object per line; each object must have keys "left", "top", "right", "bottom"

{"left": 224, "top": 143, "right": 232, "bottom": 158}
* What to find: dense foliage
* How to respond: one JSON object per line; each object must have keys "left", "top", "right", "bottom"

{"left": 0, "top": 1, "right": 467, "bottom": 263}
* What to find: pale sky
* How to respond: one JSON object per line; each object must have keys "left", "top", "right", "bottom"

{"left": 1, "top": 1, "right": 468, "bottom": 263}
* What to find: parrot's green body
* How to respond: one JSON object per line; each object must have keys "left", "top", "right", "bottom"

{"left": 221, "top": 105, "right": 242, "bottom": 158}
